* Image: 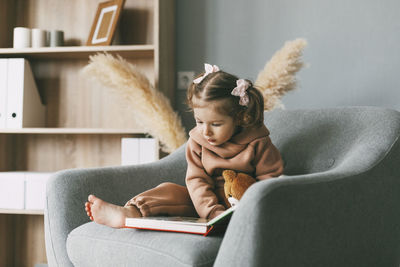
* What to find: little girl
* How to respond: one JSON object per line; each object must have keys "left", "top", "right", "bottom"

{"left": 85, "top": 63, "right": 284, "bottom": 227}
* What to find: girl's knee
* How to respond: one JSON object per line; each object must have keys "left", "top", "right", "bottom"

{"left": 156, "top": 182, "right": 189, "bottom": 196}
{"left": 157, "top": 182, "right": 180, "bottom": 188}
{"left": 157, "top": 182, "right": 173, "bottom": 187}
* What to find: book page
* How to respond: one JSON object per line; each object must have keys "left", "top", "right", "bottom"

{"left": 207, "top": 205, "right": 236, "bottom": 226}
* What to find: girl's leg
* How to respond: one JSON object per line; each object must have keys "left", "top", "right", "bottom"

{"left": 85, "top": 195, "right": 141, "bottom": 228}
{"left": 126, "top": 182, "right": 197, "bottom": 217}
{"left": 85, "top": 182, "right": 197, "bottom": 228}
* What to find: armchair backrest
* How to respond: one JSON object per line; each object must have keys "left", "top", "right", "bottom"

{"left": 264, "top": 107, "right": 400, "bottom": 175}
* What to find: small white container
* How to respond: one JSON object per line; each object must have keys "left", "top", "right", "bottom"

{"left": 13, "top": 27, "right": 31, "bottom": 48}
{"left": 31, "top": 28, "right": 47, "bottom": 48}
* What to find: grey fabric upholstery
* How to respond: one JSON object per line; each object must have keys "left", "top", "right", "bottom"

{"left": 67, "top": 223, "right": 221, "bottom": 267}
{"left": 45, "top": 107, "right": 400, "bottom": 267}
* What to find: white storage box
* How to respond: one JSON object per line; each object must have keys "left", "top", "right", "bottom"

{"left": 0, "top": 172, "right": 25, "bottom": 209}
{"left": 139, "top": 138, "right": 157, "bottom": 164}
{"left": 121, "top": 137, "right": 158, "bottom": 165}
{"left": 25, "top": 172, "right": 51, "bottom": 210}
{"left": 121, "top": 138, "right": 139, "bottom": 165}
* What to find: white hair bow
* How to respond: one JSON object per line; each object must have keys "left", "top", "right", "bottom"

{"left": 231, "top": 79, "right": 250, "bottom": 106}
{"left": 193, "top": 63, "right": 220, "bottom": 84}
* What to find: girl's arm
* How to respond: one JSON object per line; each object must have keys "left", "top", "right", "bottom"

{"left": 185, "top": 138, "right": 226, "bottom": 219}
{"left": 253, "top": 137, "right": 284, "bottom": 180}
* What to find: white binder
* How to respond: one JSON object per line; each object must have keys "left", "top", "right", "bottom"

{"left": 6, "top": 58, "right": 45, "bottom": 128}
{"left": 0, "top": 59, "right": 7, "bottom": 128}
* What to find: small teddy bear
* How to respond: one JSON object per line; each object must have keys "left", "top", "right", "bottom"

{"left": 223, "top": 170, "right": 257, "bottom": 206}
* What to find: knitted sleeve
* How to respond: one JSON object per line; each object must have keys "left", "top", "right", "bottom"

{"left": 252, "top": 137, "right": 284, "bottom": 180}
{"left": 185, "top": 138, "right": 226, "bottom": 219}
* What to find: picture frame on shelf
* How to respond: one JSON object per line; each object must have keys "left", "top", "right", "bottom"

{"left": 87, "top": 0, "right": 125, "bottom": 46}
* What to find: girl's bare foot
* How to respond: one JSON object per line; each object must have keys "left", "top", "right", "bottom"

{"left": 85, "top": 194, "right": 141, "bottom": 228}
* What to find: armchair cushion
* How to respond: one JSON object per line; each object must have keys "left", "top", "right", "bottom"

{"left": 67, "top": 222, "right": 221, "bottom": 267}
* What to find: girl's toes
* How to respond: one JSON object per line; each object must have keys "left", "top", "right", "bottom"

{"left": 85, "top": 201, "right": 93, "bottom": 218}
{"left": 88, "top": 194, "right": 98, "bottom": 203}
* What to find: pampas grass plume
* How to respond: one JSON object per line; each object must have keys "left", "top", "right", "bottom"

{"left": 82, "top": 53, "right": 187, "bottom": 153}
{"left": 255, "top": 38, "right": 307, "bottom": 110}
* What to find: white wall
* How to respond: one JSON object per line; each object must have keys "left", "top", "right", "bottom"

{"left": 175, "top": 0, "right": 400, "bottom": 130}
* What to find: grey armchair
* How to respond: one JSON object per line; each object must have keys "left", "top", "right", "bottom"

{"left": 45, "top": 107, "right": 400, "bottom": 267}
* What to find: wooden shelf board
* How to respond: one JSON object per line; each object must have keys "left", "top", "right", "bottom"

{"left": 0, "top": 45, "right": 154, "bottom": 59}
{"left": 0, "top": 128, "right": 146, "bottom": 134}
{"left": 0, "top": 209, "right": 44, "bottom": 215}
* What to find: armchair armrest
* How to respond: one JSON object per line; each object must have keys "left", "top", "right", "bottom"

{"left": 215, "top": 139, "right": 400, "bottom": 267}
{"left": 214, "top": 112, "right": 400, "bottom": 266}
{"left": 45, "top": 145, "right": 187, "bottom": 267}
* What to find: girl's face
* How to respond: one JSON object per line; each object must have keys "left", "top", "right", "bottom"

{"left": 193, "top": 100, "right": 237, "bottom": 146}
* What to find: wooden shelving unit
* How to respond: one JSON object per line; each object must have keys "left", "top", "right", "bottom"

{"left": 0, "top": 44, "right": 155, "bottom": 59}
{"left": 0, "top": 209, "right": 44, "bottom": 215}
{"left": 0, "top": 128, "right": 144, "bottom": 134}
{"left": 0, "top": 0, "right": 175, "bottom": 266}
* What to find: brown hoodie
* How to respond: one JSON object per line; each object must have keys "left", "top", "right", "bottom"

{"left": 185, "top": 124, "right": 284, "bottom": 219}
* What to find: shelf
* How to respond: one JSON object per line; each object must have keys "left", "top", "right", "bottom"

{"left": 0, "top": 128, "right": 145, "bottom": 134}
{"left": 0, "top": 209, "right": 44, "bottom": 215}
{"left": 0, "top": 0, "right": 174, "bottom": 265}
{"left": 0, "top": 45, "right": 154, "bottom": 60}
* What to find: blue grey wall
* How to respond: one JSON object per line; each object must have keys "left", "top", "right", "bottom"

{"left": 175, "top": 0, "right": 400, "bottom": 130}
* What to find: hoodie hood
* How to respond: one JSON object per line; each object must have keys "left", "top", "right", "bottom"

{"left": 189, "top": 124, "right": 270, "bottom": 158}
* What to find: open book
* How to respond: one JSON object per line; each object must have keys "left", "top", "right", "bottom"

{"left": 125, "top": 205, "right": 236, "bottom": 236}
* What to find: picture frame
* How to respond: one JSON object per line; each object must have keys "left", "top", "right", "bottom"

{"left": 87, "top": 0, "right": 125, "bottom": 46}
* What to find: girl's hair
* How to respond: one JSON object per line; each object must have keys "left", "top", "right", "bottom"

{"left": 187, "top": 70, "right": 264, "bottom": 128}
